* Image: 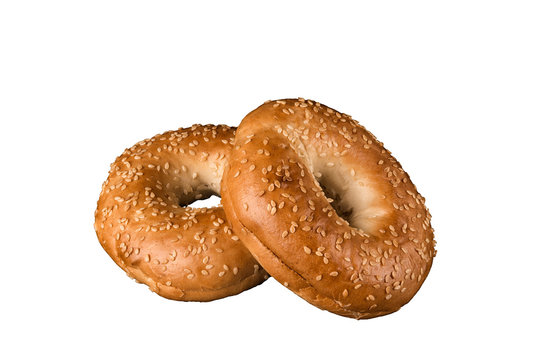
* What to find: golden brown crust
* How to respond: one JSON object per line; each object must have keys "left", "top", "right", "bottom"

{"left": 95, "top": 124, "right": 268, "bottom": 301}
{"left": 222, "top": 99, "right": 435, "bottom": 318}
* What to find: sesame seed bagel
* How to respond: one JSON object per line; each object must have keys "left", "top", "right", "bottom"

{"left": 221, "top": 99, "right": 435, "bottom": 319}
{"left": 95, "top": 124, "right": 268, "bottom": 301}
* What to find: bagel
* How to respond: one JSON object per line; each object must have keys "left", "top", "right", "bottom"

{"left": 222, "top": 99, "right": 436, "bottom": 319}
{"left": 95, "top": 124, "right": 268, "bottom": 301}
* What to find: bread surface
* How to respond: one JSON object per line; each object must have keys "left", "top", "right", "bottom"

{"left": 95, "top": 124, "right": 268, "bottom": 301}
{"left": 222, "top": 99, "right": 435, "bottom": 318}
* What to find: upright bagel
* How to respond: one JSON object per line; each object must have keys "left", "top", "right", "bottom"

{"left": 95, "top": 124, "right": 268, "bottom": 301}
{"left": 222, "top": 99, "right": 436, "bottom": 319}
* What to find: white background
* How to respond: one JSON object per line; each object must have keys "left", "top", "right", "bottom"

{"left": 1, "top": 1, "right": 537, "bottom": 359}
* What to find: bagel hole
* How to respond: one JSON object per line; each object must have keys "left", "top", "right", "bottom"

{"left": 179, "top": 190, "right": 221, "bottom": 208}
{"left": 318, "top": 178, "right": 355, "bottom": 226}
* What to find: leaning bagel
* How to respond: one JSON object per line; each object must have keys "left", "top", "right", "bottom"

{"left": 222, "top": 99, "right": 435, "bottom": 319}
{"left": 95, "top": 124, "right": 268, "bottom": 301}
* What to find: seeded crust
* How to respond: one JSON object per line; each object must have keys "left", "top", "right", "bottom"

{"left": 222, "top": 99, "right": 436, "bottom": 319}
{"left": 95, "top": 124, "right": 268, "bottom": 301}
